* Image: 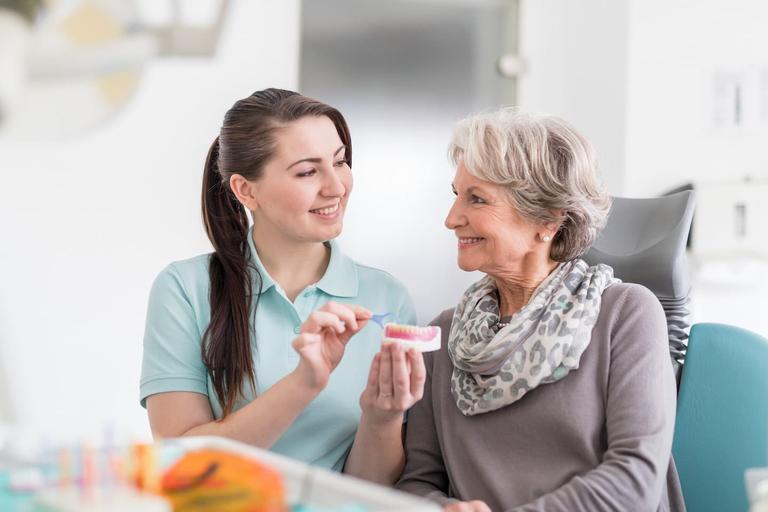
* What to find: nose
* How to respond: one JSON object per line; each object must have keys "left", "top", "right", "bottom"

{"left": 321, "top": 166, "right": 347, "bottom": 197}
{"left": 444, "top": 198, "right": 465, "bottom": 231}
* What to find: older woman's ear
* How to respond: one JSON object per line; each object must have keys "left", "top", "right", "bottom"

{"left": 539, "top": 213, "right": 564, "bottom": 242}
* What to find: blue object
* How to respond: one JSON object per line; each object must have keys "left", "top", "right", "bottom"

{"left": 370, "top": 312, "right": 396, "bottom": 328}
{"left": 0, "top": 470, "right": 36, "bottom": 512}
{"left": 672, "top": 323, "right": 768, "bottom": 512}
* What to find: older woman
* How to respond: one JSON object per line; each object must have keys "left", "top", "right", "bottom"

{"left": 396, "top": 110, "right": 685, "bottom": 511}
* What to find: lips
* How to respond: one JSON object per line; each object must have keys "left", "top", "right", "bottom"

{"left": 458, "top": 237, "right": 484, "bottom": 245}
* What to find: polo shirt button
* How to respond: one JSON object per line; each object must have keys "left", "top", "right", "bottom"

{"left": 293, "top": 325, "right": 301, "bottom": 334}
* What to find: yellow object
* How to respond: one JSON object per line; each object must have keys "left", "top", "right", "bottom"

{"left": 160, "top": 449, "right": 286, "bottom": 512}
{"left": 59, "top": 0, "right": 122, "bottom": 45}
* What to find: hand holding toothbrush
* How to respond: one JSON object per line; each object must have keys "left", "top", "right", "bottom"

{"left": 291, "top": 301, "right": 372, "bottom": 391}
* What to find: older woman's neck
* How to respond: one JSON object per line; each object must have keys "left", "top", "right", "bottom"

{"left": 494, "top": 259, "right": 559, "bottom": 316}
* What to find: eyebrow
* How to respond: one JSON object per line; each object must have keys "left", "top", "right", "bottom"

{"left": 452, "top": 184, "right": 488, "bottom": 195}
{"left": 287, "top": 145, "right": 347, "bottom": 170}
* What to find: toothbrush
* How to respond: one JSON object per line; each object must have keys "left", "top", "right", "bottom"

{"left": 370, "top": 312, "right": 396, "bottom": 328}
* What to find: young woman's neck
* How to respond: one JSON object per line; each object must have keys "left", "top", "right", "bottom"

{"left": 250, "top": 224, "right": 330, "bottom": 302}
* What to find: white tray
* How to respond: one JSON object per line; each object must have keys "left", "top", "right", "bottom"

{"left": 160, "top": 436, "right": 440, "bottom": 512}
{"left": 746, "top": 467, "right": 768, "bottom": 504}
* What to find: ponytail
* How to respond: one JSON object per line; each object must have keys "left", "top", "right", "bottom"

{"left": 201, "top": 136, "right": 259, "bottom": 417}
{"left": 199, "top": 88, "right": 352, "bottom": 418}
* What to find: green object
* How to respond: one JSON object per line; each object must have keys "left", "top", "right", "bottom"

{"left": 140, "top": 236, "right": 416, "bottom": 471}
{"left": 673, "top": 323, "right": 768, "bottom": 512}
{"left": 0, "top": 471, "right": 36, "bottom": 512}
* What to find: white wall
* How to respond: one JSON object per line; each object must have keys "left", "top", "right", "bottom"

{"left": 0, "top": 0, "right": 300, "bottom": 441}
{"left": 520, "top": 0, "right": 768, "bottom": 198}
{"left": 625, "top": 0, "right": 768, "bottom": 196}
{"left": 518, "top": 0, "right": 630, "bottom": 195}
{"left": 518, "top": 0, "right": 768, "bottom": 338}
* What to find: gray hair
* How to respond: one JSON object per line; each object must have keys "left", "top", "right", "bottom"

{"left": 449, "top": 108, "right": 610, "bottom": 262}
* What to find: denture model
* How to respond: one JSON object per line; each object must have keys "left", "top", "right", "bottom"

{"left": 382, "top": 323, "right": 441, "bottom": 352}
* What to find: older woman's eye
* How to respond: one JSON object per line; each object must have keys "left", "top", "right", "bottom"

{"left": 470, "top": 195, "right": 486, "bottom": 204}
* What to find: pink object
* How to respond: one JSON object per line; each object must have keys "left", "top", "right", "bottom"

{"left": 382, "top": 323, "right": 441, "bottom": 352}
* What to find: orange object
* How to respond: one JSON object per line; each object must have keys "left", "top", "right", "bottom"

{"left": 133, "top": 443, "right": 160, "bottom": 493}
{"left": 160, "top": 449, "right": 286, "bottom": 512}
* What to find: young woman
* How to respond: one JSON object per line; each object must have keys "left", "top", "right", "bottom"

{"left": 140, "top": 88, "right": 425, "bottom": 484}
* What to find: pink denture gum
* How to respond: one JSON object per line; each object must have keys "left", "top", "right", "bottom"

{"left": 382, "top": 323, "right": 441, "bottom": 352}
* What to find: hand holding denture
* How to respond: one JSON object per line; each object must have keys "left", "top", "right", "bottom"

{"left": 359, "top": 320, "right": 434, "bottom": 423}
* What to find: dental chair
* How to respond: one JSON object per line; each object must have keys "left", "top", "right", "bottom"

{"left": 583, "top": 190, "right": 696, "bottom": 382}
{"left": 672, "top": 323, "right": 768, "bottom": 512}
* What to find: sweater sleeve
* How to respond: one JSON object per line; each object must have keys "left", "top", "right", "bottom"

{"left": 509, "top": 285, "right": 677, "bottom": 512}
{"left": 396, "top": 311, "right": 455, "bottom": 506}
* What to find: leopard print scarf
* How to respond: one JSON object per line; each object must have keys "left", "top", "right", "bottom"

{"left": 448, "top": 259, "right": 619, "bottom": 416}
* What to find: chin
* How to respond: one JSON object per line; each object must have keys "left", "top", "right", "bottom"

{"left": 326, "top": 222, "right": 343, "bottom": 239}
{"left": 457, "top": 258, "right": 479, "bottom": 273}
{"left": 308, "top": 226, "right": 341, "bottom": 243}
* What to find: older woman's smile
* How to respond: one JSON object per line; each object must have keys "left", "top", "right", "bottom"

{"left": 458, "top": 237, "right": 485, "bottom": 247}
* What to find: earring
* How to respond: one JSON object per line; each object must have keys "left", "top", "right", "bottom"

{"left": 541, "top": 234, "right": 551, "bottom": 242}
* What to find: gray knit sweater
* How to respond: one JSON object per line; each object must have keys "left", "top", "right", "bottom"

{"left": 396, "top": 283, "right": 686, "bottom": 511}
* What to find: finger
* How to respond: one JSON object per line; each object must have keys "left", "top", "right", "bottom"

{"left": 391, "top": 343, "right": 411, "bottom": 407}
{"left": 341, "top": 304, "right": 372, "bottom": 332}
{"left": 291, "top": 332, "right": 322, "bottom": 352}
{"left": 301, "top": 310, "right": 345, "bottom": 335}
{"left": 347, "top": 303, "right": 372, "bottom": 320}
{"left": 378, "top": 343, "right": 394, "bottom": 397}
{"left": 320, "top": 301, "right": 359, "bottom": 331}
{"left": 470, "top": 501, "right": 491, "bottom": 512}
{"left": 407, "top": 348, "right": 427, "bottom": 400}
{"left": 343, "top": 303, "right": 373, "bottom": 328}
{"left": 364, "top": 353, "right": 380, "bottom": 397}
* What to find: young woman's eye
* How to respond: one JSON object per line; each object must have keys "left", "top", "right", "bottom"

{"left": 296, "top": 169, "right": 316, "bottom": 178}
{"left": 470, "top": 194, "right": 486, "bottom": 204}
{"left": 333, "top": 158, "right": 348, "bottom": 167}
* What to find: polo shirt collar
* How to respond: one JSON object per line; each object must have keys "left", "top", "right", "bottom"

{"left": 246, "top": 230, "right": 276, "bottom": 293}
{"left": 315, "top": 238, "right": 358, "bottom": 298}
{"left": 246, "top": 231, "right": 358, "bottom": 298}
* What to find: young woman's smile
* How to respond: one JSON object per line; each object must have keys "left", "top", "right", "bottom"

{"left": 248, "top": 115, "right": 352, "bottom": 244}
{"left": 309, "top": 201, "right": 341, "bottom": 220}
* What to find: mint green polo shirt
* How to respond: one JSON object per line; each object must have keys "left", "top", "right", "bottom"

{"left": 140, "top": 234, "right": 416, "bottom": 471}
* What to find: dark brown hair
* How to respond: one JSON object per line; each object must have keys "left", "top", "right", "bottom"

{"left": 201, "top": 88, "right": 352, "bottom": 417}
